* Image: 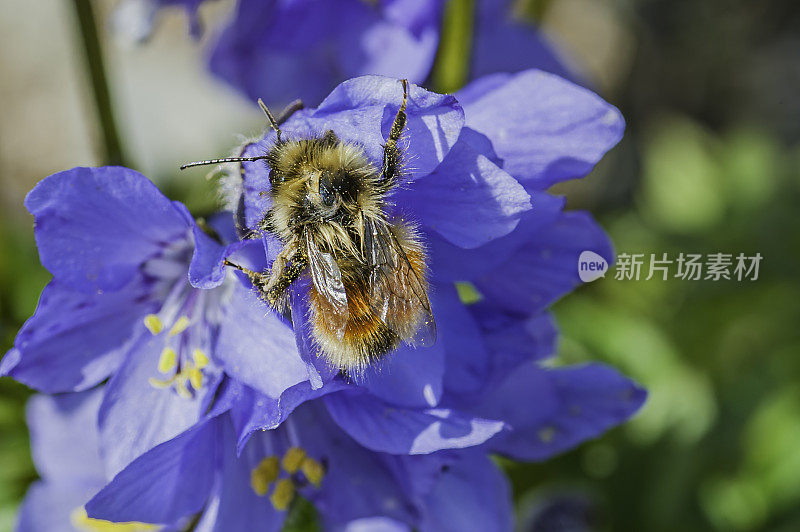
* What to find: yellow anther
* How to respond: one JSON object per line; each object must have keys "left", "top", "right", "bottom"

{"left": 148, "top": 377, "right": 174, "bottom": 389}
{"left": 70, "top": 506, "right": 159, "bottom": 531}
{"left": 192, "top": 349, "right": 209, "bottom": 369}
{"left": 282, "top": 447, "right": 306, "bottom": 473}
{"left": 270, "top": 478, "right": 295, "bottom": 511}
{"left": 300, "top": 456, "right": 325, "bottom": 487}
{"left": 157, "top": 348, "right": 177, "bottom": 374}
{"left": 174, "top": 376, "right": 193, "bottom": 399}
{"left": 251, "top": 456, "right": 280, "bottom": 496}
{"left": 259, "top": 456, "right": 280, "bottom": 482}
{"left": 188, "top": 367, "right": 204, "bottom": 391}
{"left": 168, "top": 316, "right": 191, "bottom": 336}
{"left": 250, "top": 470, "right": 270, "bottom": 496}
{"left": 143, "top": 314, "right": 163, "bottom": 335}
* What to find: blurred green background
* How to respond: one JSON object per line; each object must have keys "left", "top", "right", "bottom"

{"left": 1, "top": 0, "right": 799, "bottom": 530}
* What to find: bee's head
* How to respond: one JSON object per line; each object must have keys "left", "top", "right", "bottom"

{"left": 266, "top": 135, "right": 377, "bottom": 235}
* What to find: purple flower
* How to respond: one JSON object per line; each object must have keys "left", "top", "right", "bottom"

{"left": 14, "top": 388, "right": 156, "bottom": 531}
{"left": 208, "top": 0, "right": 445, "bottom": 106}
{"left": 76, "top": 72, "right": 642, "bottom": 528}
{"left": 7, "top": 72, "right": 645, "bottom": 530}
{"left": 84, "top": 358, "right": 643, "bottom": 530}
{"left": 1, "top": 166, "right": 319, "bottom": 478}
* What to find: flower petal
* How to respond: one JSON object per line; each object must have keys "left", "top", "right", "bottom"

{"left": 25, "top": 166, "right": 190, "bottom": 292}
{"left": 338, "top": 517, "right": 411, "bottom": 532}
{"left": 288, "top": 402, "right": 416, "bottom": 525}
{"left": 459, "top": 70, "right": 624, "bottom": 190}
{"left": 189, "top": 224, "right": 254, "bottom": 289}
{"left": 473, "top": 211, "right": 613, "bottom": 315}
{"left": 215, "top": 282, "right": 310, "bottom": 398}
{"left": 296, "top": 76, "right": 464, "bottom": 179}
{"left": 98, "top": 333, "right": 221, "bottom": 477}
{"left": 473, "top": 309, "right": 558, "bottom": 385}
{"left": 417, "top": 451, "right": 512, "bottom": 532}
{"left": 324, "top": 391, "right": 504, "bottom": 455}
{"left": 434, "top": 284, "right": 489, "bottom": 397}
{"left": 394, "top": 133, "right": 530, "bottom": 248}
{"left": 361, "top": 339, "right": 445, "bottom": 409}
{"left": 86, "top": 416, "right": 219, "bottom": 524}
{"left": 5, "top": 279, "right": 156, "bottom": 393}
{"left": 17, "top": 480, "right": 102, "bottom": 532}
{"left": 26, "top": 389, "right": 105, "bottom": 483}
{"left": 475, "top": 363, "right": 646, "bottom": 461}
{"left": 471, "top": 6, "right": 579, "bottom": 84}
{"left": 229, "top": 379, "right": 350, "bottom": 454}
{"left": 427, "top": 193, "right": 564, "bottom": 282}
{"left": 207, "top": 419, "right": 286, "bottom": 532}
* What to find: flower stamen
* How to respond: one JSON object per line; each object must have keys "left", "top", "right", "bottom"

{"left": 157, "top": 348, "right": 177, "bottom": 374}
{"left": 270, "top": 478, "right": 295, "bottom": 511}
{"left": 281, "top": 446, "right": 306, "bottom": 473}
{"left": 143, "top": 314, "right": 163, "bottom": 335}
{"left": 168, "top": 316, "right": 191, "bottom": 336}
{"left": 300, "top": 456, "right": 325, "bottom": 487}
{"left": 251, "top": 456, "right": 280, "bottom": 496}
{"left": 69, "top": 506, "right": 159, "bottom": 531}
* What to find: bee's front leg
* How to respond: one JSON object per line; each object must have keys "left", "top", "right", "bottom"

{"left": 379, "top": 79, "right": 408, "bottom": 192}
{"left": 263, "top": 252, "right": 308, "bottom": 311}
{"left": 226, "top": 248, "right": 308, "bottom": 312}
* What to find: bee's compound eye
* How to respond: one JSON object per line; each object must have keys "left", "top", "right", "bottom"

{"left": 319, "top": 175, "right": 336, "bottom": 206}
{"left": 269, "top": 170, "right": 284, "bottom": 187}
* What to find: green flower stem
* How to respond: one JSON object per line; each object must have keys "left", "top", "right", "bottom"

{"left": 71, "top": 0, "right": 128, "bottom": 167}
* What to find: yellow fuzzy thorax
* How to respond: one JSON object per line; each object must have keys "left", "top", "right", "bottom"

{"left": 268, "top": 139, "right": 384, "bottom": 247}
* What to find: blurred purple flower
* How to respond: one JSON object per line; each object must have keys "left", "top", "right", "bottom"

{"left": 111, "top": 0, "right": 209, "bottom": 43}
{"left": 14, "top": 388, "right": 160, "bottom": 532}
{"left": 206, "top": 0, "right": 581, "bottom": 106}
{"left": 472, "top": 0, "right": 581, "bottom": 83}
{"left": 208, "top": 0, "right": 445, "bottom": 106}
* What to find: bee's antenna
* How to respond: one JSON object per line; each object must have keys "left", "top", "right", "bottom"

{"left": 180, "top": 155, "right": 269, "bottom": 171}
{"left": 258, "top": 98, "right": 282, "bottom": 143}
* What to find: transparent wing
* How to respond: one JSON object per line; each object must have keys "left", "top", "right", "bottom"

{"left": 305, "top": 232, "right": 348, "bottom": 340}
{"left": 363, "top": 216, "right": 436, "bottom": 347}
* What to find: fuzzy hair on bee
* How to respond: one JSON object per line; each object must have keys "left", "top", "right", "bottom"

{"left": 183, "top": 80, "right": 436, "bottom": 372}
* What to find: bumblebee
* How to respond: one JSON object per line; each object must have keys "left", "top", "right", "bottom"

{"left": 182, "top": 80, "right": 436, "bottom": 371}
